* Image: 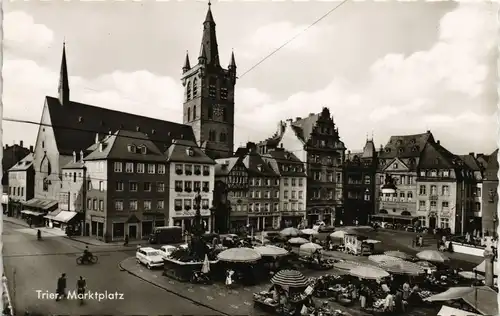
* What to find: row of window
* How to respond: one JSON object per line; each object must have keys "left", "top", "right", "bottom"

{"left": 208, "top": 130, "right": 228, "bottom": 142}
{"left": 247, "top": 202, "right": 305, "bottom": 212}
{"left": 419, "top": 185, "right": 450, "bottom": 196}
{"left": 378, "top": 175, "right": 415, "bottom": 185}
{"left": 174, "top": 180, "right": 211, "bottom": 193}
{"left": 185, "top": 78, "right": 229, "bottom": 101}
{"left": 347, "top": 175, "right": 371, "bottom": 185}
{"left": 115, "top": 181, "right": 165, "bottom": 193}
{"left": 174, "top": 164, "right": 211, "bottom": 176}
{"left": 347, "top": 191, "right": 371, "bottom": 201}
{"left": 310, "top": 189, "right": 343, "bottom": 200}
{"left": 111, "top": 199, "right": 165, "bottom": 211}
{"left": 419, "top": 170, "right": 451, "bottom": 178}
{"left": 309, "top": 154, "right": 342, "bottom": 166}
{"left": 312, "top": 172, "right": 342, "bottom": 183}
{"left": 279, "top": 164, "right": 304, "bottom": 173}
{"left": 174, "top": 198, "right": 211, "bottom": 210}
{"left": 8, "top": 186, "right": 24, "bottom": 197}
{"left": 418, "top": 200, "right": 450, "bottom": 209}
{"left": 417, "top": 216, "right": 450, "bottom": 229}
{"left": 114, "top": 162, "right": 166, "bottom": 174}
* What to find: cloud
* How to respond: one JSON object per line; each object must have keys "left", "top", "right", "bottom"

{"left": 3, "top": 3, "right": 497, "bottom": 155}
{"left": 239, "top": 21, "right": 331, "bottom": 60}
{"left": 3, "top": 11, "right": 54, "bottom": 53}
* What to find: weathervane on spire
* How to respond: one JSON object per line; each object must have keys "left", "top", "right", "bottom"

{"left": 208, "top": 0, "right": 211, "bottom": 6}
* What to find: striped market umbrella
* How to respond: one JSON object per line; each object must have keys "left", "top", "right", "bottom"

{"left": 271, "top": 270, "right": 308, "bottom": 288}
{"left": 385, "top": 251, "right": 414, "bottom": 261}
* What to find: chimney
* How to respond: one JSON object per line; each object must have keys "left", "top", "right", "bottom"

{"left": 295, "top": 117, "right": 301, "bottom": 121}
{"left": 29, "top": 145, "right": 33, "bottom": 153}
{"left": 348, "top": 150, "right": 351, "bottom": 155}
{"left": 246, "top": 142, "right": 257, "bottom": 153}
{"left": 286, "top": 118, "right": 293, "bottom": 124}
{"left": 99, "top": 143, "right": 103, "bottom": 152}
{"left": 95, "top": 133, "right": 100, "bottom": 144}
{"left": 469, "top": 152, "right": 475, "bottom": 157}
{"left": 309, "top": 113, "right": 315, "bottom": 117}
{"left": 80, "top": 150, "right": 84, "bottom": 162}
{"left": 436, "top": 140, "right": 440, "bottom": 145}
{"left": 4, "top": 144, "right": 8, "bottom": 150}
{"left": 20, "top": 140, "right": 24, "bottom": 148}
{"left": 73, "top": 151, "right": 77, "bottom": 163}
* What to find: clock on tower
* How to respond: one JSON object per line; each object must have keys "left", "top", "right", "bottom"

{"left": 213, "top": 104, "right": 224, "bottom": 121}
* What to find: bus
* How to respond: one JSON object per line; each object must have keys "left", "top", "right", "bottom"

{"left": 148, "top": 226, "right": 183, "bottom": 244}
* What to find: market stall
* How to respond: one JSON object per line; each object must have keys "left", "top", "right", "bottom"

{"left": 217, "top": 247, "right": 262, "bottom": 285}
{"left": 288, "top": 237, "right": 309, "bottom": 245}
{"left": 384, "top": 250, "right": 414, "bottom": 261}
{"left": 254, "top": 245, "right": 289, "bottom": 272}
{"left": 280, "top": 227, "right": 303, "bottom": 238}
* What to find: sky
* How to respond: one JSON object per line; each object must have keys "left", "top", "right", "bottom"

{"left": 2, "top": 0, "right": 498, "bottom": 155}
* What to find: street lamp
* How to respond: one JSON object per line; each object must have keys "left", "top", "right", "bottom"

{"left": 381, "top": 174, "right": 397, "bottom": 195}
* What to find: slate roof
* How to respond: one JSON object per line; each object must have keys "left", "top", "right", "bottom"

{"left": 290, "top": 114, "right": 319, "bottom": 143}
{"left": 378, "top": 131, "right": 433, "bottom": 159}
{"left": 263, "top": 149, "right": 306, "bottom": 177}
{"left": 8, "top": 153, "right": 34, "bottom": 171}
{"left": 62, "top": 161, "right": 85, "bottom": 169}
{"left": 165, "top": 139, "right": 215, "bottom": 164}
{"left": 418, "top": 141, "right": 458, "bottom": 169}
{"left": 85, "top": 130, "right": 166, "bottom": 162}
{"left": 458, "top": 154, "right": 481, "bottom": 171}
{"left": 214, "top": 157, "right": 243, "bottom": 176}
{"left": 242, "top": 152, "right": 279, "bottom": 177}
{"left": 362, "top": 140, "right": 376, "bottom": 158}
{"left": 45, "top": 96, "right": 195, "bottom": 155}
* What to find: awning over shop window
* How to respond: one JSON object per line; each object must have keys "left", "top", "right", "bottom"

{"left": 21, "top": 210, "right": 45, "bottom": 216}
{"left": 44, "top": 209, "right": 62, "bottom": 220}
{"left": 371, "top": 214, "right": 418, "bottom": 221}
{"left": 53, "top": 211, "right": 78, "bottom": 223}
{"left": 22, "top": 198, "right": 58, "bottom": 210}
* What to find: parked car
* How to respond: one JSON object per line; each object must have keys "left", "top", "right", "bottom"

{"left": 158, "top": 245, "right": 177, "bottom": 260}
{"left": 136, "top": 247, "right": 165, "bottom": 269}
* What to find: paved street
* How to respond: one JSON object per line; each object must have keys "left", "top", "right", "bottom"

{"left": 3, "top": 221, "right": 220, "bottom": 315}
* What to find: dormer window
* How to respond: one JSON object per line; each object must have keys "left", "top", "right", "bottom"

{"left": 186, "top": 148, "right": 194, "bottom": 157}
{"left": 431, "top": 170, "right": 437, "bottom": 177}
{"left": 435, "top": 158, "right": 440, "bottom": 164}
{"left": 397, "top": 140, "right": 403, "bottom": 146}
{"left": 385, "top": 148, "right": 391, "bottom": 153}
{"left": 410, "top": 139, "right": 416, "bottom": 144}
{"left": 443, "top": 170, "right": 450, "bottom": 177}
{"left": 257, "top": 164, "right": 263, "bottom": 172}
{"left": 78, "top": 116, "right": 83, "bottom": 123}
{"left": 420, "top": 170, "right": 426, "bottom": 176}
{"left": 285, "top": 153, "right": 290, "bottom": 159}
{"left": 140, "top": 146, "right": 147, "bottom": 154}
{"left": 398, "top": 148, "right": 404, "bottom": 153}
{"left": 393, "top": 163, "right": 398, "bottom": 169}
{"left": 136, "top": 126, "right": 140, "bottom": 132}
{"left": 128, "top": 144, "right": 136, "bottom": 153}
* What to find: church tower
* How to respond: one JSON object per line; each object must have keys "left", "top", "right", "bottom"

{"left": 181, "top": 2, "right": 236, "bottom": 160}
{"left": 58, "top": 42, "right": 70, "bottom": 105}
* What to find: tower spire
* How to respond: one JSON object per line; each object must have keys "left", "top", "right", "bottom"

{"left": 199, "top": 0, "right": 220, "bottom": 66}
{"left": 58, "top": 41, "right": 70, "bottom": 105}
{"left": 183, "top": 50, "right": 191, "bottom": 73}
{"left": 229, "top": 49, "right": 236, "bottom": 69}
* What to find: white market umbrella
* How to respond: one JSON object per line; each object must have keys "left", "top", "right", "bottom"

{"left": 201, "top": 254, "right": 210, "bottom": 273}
{"left": 384, "top": 250, "right": 413, "bottom": 261}
{"left": 217, "top": 247, "right": 261, "bottom": 263}
{"left": 288, "top": 237, "right": 309, "bottom": 245}
{"left": 458, "top": 271, "right": 484, "bottom": 280}
{"left": 301, "top": 228, "right": 319, "bottom": 235}
{"left": 330, "top": 230, "right": 347, "bottom": 239}
{"left": 299, "top": 242, "right": 323, "bottom": 254}
{"left": 254, "top": 245, "right": 288, "bottom": 257}
{"left": 349, "top": 266, "right": 389, "bottom": 280}
{"left": 416, "top": 250, "right": 449, "bottom": 263}
{"left": 280, "top": 227, "right": 303, "bottom": 237}
{"left": 368, "top": 255, "right": 403, "bottom": 264}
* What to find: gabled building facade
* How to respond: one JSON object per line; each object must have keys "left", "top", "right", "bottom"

{"left": 263, "top": 148, "right": 307, "bottom": 228}
{"left": 482, "top": 149, "right": 498, "bottom": 235}
{"left": 3, "top": 141, "right": 31, "bottom": 194}
{"left": 214, "top": 157, "right": 249, "bottom": 232}
{"left": 239, "top": 143, "right": 280, "bottom": 231}
{"left": 166, "top": 139, "right": 215, "bottom": 232}
{"left": 342, "top": 139, "right": 377, "bottom": 226}
{"left": 84, "top": 130, "right": 170, "bottom": 241}
{"left": 267, "top": 108, "right": 346, "bottom": 227}
{"left": 181, "top": 3, "right": 236, "bottom": 160}
{"left": 7, "top": 153, "right": 35, "bottom": 217}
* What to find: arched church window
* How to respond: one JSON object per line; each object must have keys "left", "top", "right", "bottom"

{"left": 193, "top": 78, "right": 198, "bottom": 97}
{"left": 209, "top": 130, "right": 216, "bottom": 141}
{"left": 209, "top": 77, "right": 217, "bottom": 99}
{"left": 193, "top": 105, "right": 197, "bottom": 120}
{"left": 187, "top": 107, "right": 191, "bottom": 122}
{"left": 208, "top": 105, "right": 213, "bottom": 119}
{"left": 186, "top": 82, "right": 192, "bottom": 101}
{"left": 222, "top": 108, "right": 227, "bottom": 122}
{"left": 220, "top": 132, "right": 227, "bottom": 142}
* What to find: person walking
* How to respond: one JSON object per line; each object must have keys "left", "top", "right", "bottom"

{"left": 123, "top": 234, "right": 129, "bottom": 246}
{"left": 76, "top": 276, "right": 86, "bottom": 305}
{"left": 56, "top": 273, "right": 67, "bottom": 301}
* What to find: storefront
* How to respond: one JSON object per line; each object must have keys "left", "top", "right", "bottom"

{"left": 21, "top": 198, "right": 58, "bottom": 226}
{"left": 229, "top": 214, "right": 247, "bottom": 233}
{"left": 281, "top": 212, "right": 306, "bottom": 228}
{"left": 20, "top": 210, "right": 46, "bottom": 226}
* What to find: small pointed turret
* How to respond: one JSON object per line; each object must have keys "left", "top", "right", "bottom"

{"left": 228, "top": 50, "right": 236, "bottom": 70}
{"left": 58, "top": 41, "right": 70, "bottom": 105}
{"left": 183, "top": 51, "right": 191, "bottom": 73}
{"left": 198, "top": 44, "right": 207, "bottom": 64}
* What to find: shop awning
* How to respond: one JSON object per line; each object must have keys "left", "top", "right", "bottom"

{"left": 53, "top": 211, "right": 78, "bottom": 223}
{"left": 461, "top": 286, "right": 498, "bottom": 316}
{"left": 21, "top": 210, "right": 45, "bottom": 216}
{"left": 371, "top": 214, "right": 418, "bottom": 221}
{"left": 22, "top": 198, "right": 58, "bottom": 210}
{"left": 473, "top": 259, "right": 498, "bottom": 275}
{"left": 44, "top": 209, "right": 62, "bottom": 220}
